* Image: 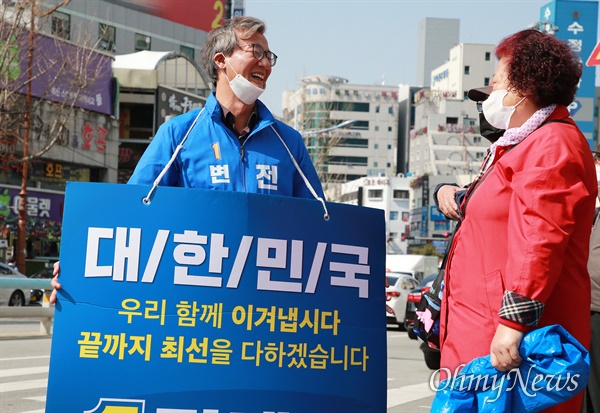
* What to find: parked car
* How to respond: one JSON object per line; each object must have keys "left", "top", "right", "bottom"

{"left": 28, "top": 266, "right": 54, "bottom": 304}
{"left": 385, "top": 272, "right": 419, "bottom": 330}
{"left": 404, "top": 272, "right": 438, "bottom": 339}
{"left": 0, "top": 262, "right": 32, "bottom": 306}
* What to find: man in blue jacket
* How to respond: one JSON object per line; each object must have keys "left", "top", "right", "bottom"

{"left": 50, "top": 16, "right": 324, "bottom": 303}
{"left": 128, "top": 16, "right": 324, "bottom": 200}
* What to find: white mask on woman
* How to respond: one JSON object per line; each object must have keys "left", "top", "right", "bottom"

{"left": 224, "top": 59, "right": 264, "bottom": 105}
{"left": 482, "top": 89, "right": 526, "bottom": 130}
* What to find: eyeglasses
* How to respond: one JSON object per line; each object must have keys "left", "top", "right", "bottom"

{"left": 476, "top": 102, "right": 483, "bottom": 113}
{"left": 236, "top": 43, "right": 278, "bottom": 67}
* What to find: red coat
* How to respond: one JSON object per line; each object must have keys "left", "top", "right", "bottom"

{"left": 440, "top": 106, "right": 597, "bottom": 411}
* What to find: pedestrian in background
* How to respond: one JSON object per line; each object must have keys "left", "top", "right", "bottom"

{"left": 585, "top": 146, "right": 600, "bottom": 413}
{"left": 439, "top": 29, "right": 597, "bottom": 413}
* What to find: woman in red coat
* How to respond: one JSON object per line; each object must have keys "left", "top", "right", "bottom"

{"left": 439, "top": 29, "right": 598, "bottom": 413}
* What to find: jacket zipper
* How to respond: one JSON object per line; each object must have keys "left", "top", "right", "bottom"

{"left": 240, "top": 145, "right": 246, "bottom": 191}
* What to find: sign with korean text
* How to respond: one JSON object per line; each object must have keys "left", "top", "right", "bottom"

{"left": 155, "top": 85, "right": 206, "bottom": 132}
{"left": 46, "top": 182, "right": 387, "bottom": 413}
{"left": 0, "top": 31, "right": 113, "bottom": 116}
{"left": 540, "top": 0, "right": 598, "bottom": 146}
{"left": 0, "top": 185, "right": 64, "bottom": 223}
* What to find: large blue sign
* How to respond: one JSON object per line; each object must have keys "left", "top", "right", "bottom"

{"left": 540, "top": 0, "right": 599, "bottom": 147}
{"left": 46, "top": 183, "right": 387, "bottom": 413}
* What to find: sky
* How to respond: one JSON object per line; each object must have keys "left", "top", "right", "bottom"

{"left": 243, "top": 0, "right": 598, "bottom": 117}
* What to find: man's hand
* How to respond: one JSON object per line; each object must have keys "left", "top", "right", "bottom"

{"left": 490, "top": 323, "right": 524, "bottom": 371}
{"left": 437, "top": 185, "right": 461, "bottom": 220}
{"left": 50, "top": 261, "right": 61, "bottom": 304}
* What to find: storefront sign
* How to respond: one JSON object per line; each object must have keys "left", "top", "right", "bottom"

{"left": 155, "top": 85, "right": 205, "bottom": 130}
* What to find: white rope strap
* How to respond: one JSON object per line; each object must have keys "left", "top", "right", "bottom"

{"left": 142, "top": 109, "right": 205, "bottom": 204}
{"left": 269, "top": 125, "right": 330, "bottom": 220}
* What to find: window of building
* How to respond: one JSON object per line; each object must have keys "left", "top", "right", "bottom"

{"left": 328, "top": 156, "right": 368, "bottom": 166}
{"left": 390, "top": 211, "right": 399, "bottom": 220}
{"left": 374, "top": 144, "right": 379, "bottom": 149}
{"left": 52, "top": 11, "right": 70, "bottom": 40}
{"left": 446, "top": 117, "right": 458, "bottom": 124}
{"left": 476, "top": 151, "right": 485, "bottom": 159}
{"left": 393, "top": 190, "right": 409, "bottom": 199}
{"left": 388, "top": 126, "right": 392, "bottom": 132}
{"left": 464, "top": 91, "right": 469, "bottom": 100}
{"left": 375, "top": 106, "right": 380, "bottom": 113}
{"left": 474, "top": 136, "right": 482, "bottom": 143}
{"left": 374, "top": 162, "right": 378, "bottom": 167}
{"left": 388, "top": 107, "right": 393, "bottom": 114}
{"left": 485, "top": 52, "right": 491, "bottom": 61}
{"left": 368, "top": 189, "right": 383, "bottom": 199}
{"left": 374, "top": 126, "right": 379, "bottom": 132}
{"left": 464, "top": 65, "right": 470, "bottom": 75}
{"left": 98, "top": 23, "right": 116, "bottom": 52}
{"left": 484, "top": 77, "right": 490, "bottom": 86}
{"left": 180, "top": 45, "right": 195, "bottom": 59}
{"left": 387, "top": 144, "right": 391, "bottom": 149}
{"left": 337, "top": 138, "right": 369, "bottom": 148}
{"left": 387, "top": 162, "right": 391, "bottom": 168}
{"left": 135, "top": 33, "right": 151, "bottom": 51}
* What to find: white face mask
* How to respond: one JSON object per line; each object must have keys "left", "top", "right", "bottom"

{"left": 224, "top": 59, "right": 264, "bottom": 105}
{"left": 482, "top": 89, "right": 526, "bottom": 130}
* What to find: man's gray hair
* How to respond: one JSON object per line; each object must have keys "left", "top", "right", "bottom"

{"left": 200, "top": 16, "right": 267, "bottom": 88}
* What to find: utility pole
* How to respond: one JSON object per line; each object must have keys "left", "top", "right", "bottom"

{"left": 16, "top": 0, "right": 35, "bottom": 274}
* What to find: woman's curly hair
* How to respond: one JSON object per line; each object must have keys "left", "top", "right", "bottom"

{"left": 495, "top": 29, "right": 582, "bottom": 107}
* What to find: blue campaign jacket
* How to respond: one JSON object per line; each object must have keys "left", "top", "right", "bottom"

{"left": 129, "top": 93, "right": 324, "bottom": 200}
{"left": 432, "top": 324, "right": 590, "bottom": 413}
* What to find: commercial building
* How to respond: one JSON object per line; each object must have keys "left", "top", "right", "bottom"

{"left": 282, "top": 75, "right": 401, "bottom": 199}
{"left": 340, "top": 176, "right": 412, "bottom": 254}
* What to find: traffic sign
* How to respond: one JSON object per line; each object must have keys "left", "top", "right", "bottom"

{"left": 587, "top": 41, "right": 600, "bottom": 66}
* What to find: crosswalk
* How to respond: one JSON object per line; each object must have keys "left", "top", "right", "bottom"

{"left": 0, "top": 353, "right": 48, "bottom": 413}
{"left": 0, "top": 333, "right": 435, "bottom": 413}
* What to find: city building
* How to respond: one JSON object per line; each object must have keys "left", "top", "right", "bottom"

{"left": 416, "top": 17, "right": 460, "bottom": 88}
{"left": 402, "top": 42, "right": 497, "bottom": 251}
{"left": 340, "top": 175, "right": 412, "bottom": 254}
{"left": 410, "top": 43, "right": 496, "bottom": 178}
{"left": 282, "top": 75, "right": 401, "bottom": 199}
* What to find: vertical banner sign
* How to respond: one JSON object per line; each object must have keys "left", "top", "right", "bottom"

{"left": 540, "top": 0, "right": 599, "bottom": 147}
{"left": 46, "top": 182, "right": 387, "bottom": 413}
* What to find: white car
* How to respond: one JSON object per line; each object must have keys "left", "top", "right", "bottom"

{"left": 385, "top": 272, "right": 419, "bottom": 330}
{"left": 0, "top": 262, "right": 31, "bottom": 306}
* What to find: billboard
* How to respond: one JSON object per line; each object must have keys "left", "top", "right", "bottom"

{"left": 106, "top": 0, "right": 236, "bottom": 32}
{"left": 0, "top": 31, "right": 114, "bottom": 116}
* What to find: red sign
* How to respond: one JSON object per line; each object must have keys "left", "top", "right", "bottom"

{"left": 109, "top": 0, "right": 226, "bottom": 32}
{"left": 587, "top": 41, "right": 600, "bottom": 66}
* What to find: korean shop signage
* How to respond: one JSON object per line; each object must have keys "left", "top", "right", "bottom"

{"left": 155, "top": 85, "right": 205, "bottom": 131}
{"left": 46, "top": 182, "right": 387, "bottom": 413}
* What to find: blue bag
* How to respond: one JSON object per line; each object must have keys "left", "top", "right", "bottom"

{"left": 432, "top": 324, "right": 590, "bottom": 413}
